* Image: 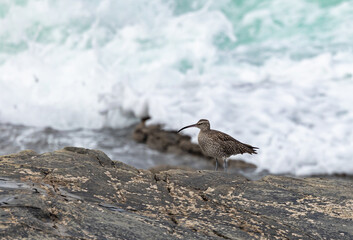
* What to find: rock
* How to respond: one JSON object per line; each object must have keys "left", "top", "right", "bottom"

{"left": 148, "top": 165, "right": 194, "bottom": 173}
{"left": 178, "top": 138, "right": 204, "bottom": 155}
{"left": 228, "top": 159, "right": 256, "bottom": 169}
{"left": 166, "top": 145, "right": 185, "bottom": 155}
{"left": 1, "top": 147, "right": 353, "bottom": 239}
{"left": 132, "top": 119, "right": 203, "bottom": 155}
{"left": 132, "top": 121, "right": 148, "bottom": 143}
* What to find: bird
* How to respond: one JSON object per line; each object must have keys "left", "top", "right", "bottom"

{"left": 177, "top": 119, "right": 258, "bottom": 171}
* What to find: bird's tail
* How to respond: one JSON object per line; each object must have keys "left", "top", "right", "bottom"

{"left": 242, "top": 143, "right": 258, "bottom": 155}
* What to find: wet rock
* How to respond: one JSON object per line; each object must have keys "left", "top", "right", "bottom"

{"left": 228, "top": 159, "right": 256, "bottom": 169}
{"left": 132, "top": 118, "right": 151, "bottom": 143}
{"left": 133, "top": 119, "right": 203, "bottom": 155}
{"left": 1, "top": 148, "right": 353, "bottom": 239}
{"left": 179, "top": 138, "right": 204, "bottom": 155}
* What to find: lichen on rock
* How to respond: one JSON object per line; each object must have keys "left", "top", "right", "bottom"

{"left": 0, "top": 147, "right": 352, "bottom": 239}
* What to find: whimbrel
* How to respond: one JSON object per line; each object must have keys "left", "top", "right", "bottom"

{"left": 178, "top": 119, "right": 258, "bottom": 171}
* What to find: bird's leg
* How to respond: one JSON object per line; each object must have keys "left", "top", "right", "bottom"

{"left": 223, "top": 158, "right": 228, "bottom": 172}
{"left": 214, "top": 158, "right": 219, "bottom": 171}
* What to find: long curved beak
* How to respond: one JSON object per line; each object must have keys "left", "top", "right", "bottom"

{"left": 177, "top": 124, "right": 197, "bottom": 133}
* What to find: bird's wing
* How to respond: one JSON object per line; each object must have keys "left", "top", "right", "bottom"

{"left": 211, "top": 130, "right": 258, "bottom": 155}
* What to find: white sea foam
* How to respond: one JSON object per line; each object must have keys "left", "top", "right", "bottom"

{"left": 1, "top": 0, "right": 353, "bottom": 175}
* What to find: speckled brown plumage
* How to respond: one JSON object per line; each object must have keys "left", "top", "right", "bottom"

{"left": 178, "top": 119, "right": 258, "bottom": 171}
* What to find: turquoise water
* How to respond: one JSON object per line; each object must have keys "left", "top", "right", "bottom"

{"left": 1, "top": 0, "right": 352, "bottom": 59}
{"left": 1, "top": 0, "right": 353, "bottom": 175}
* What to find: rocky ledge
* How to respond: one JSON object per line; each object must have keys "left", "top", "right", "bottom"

{"left": 1, "top": 148, "right": 352, "bottom": 239}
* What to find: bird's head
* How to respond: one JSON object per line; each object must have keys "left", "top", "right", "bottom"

{"left": 177, "top": 119, "right": 210, "bottom": 132}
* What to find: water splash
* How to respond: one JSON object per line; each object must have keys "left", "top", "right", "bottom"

{"left": 1, "top": 0, "right": 353, "bottom": 175}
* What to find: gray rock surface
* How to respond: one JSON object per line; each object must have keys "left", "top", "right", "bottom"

{"left": 1, "top": 147, "right": 352, "bottom": 239}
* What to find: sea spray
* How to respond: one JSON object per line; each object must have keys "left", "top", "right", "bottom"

{"left": 1, "top": 0, "right": 353, "bottom": 175}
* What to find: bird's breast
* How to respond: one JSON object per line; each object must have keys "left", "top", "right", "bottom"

{"left": 198, "top": 131, "right": 222, "bottom": 158}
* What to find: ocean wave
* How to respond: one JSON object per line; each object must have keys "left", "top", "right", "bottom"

{"left": 1, "top": 0, "right": 353, "bottom": 175}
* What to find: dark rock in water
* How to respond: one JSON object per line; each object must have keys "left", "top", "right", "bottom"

{"left": 133, "top": 119, "right": 203, "bottom": 155}
{"left": 1, "top": 147, "right": 353, "bottom": 239}
{"left": 178, "top": 138, "right": 203, "bottom": 155}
